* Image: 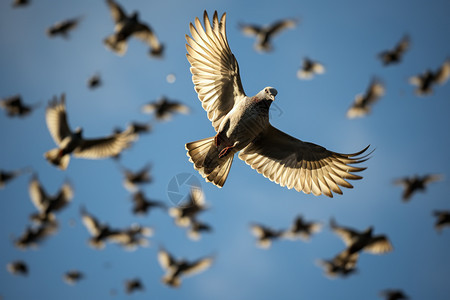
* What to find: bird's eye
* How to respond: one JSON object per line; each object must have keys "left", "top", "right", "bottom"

{"left": 265, "top": 88, "right": 268, "bottom": 93}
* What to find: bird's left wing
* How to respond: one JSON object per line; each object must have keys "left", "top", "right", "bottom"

{"left": 73, "top": 130, "right": 135, "bottom": 159}
{"left": 106, "top": 0, "right": 127, "bottom": 23}
{"left": 363, "top": 235, "right": 393, "bottom": 254}
{"left": 28, "top": 175, "right": 47, "bottom": 212}
{"left": 183, "top": 257, "right": 213, "bottom": 277}
{"left": 45, "top": 94, "right": 72, "bottom": 145}
{"left": 133, "top": 23, "right": 163, "bottom": 52}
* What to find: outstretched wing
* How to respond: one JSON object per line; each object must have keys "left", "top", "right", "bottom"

{"left": 73, "top": 130, "right": 135, "bottom": 159}
{"left": 266, "top": 18, "right": 298, "bottom": 36}
{"left": 133, "top": 23, "right": 163, "bottom": 52}
{"left": 106, "top": 0, "right": 127, "bottom": 24}
{"left": 364, "top": 235, "right": 393, "bottom": 254}
{"left": 329, "top": 218, "right": 361, "bottom": 246}
{"left": 239, "top": 23, "right": 262, "bottom": 36}
{"left": 186, "top": 11, "right": 246, "bottom": 131}
{"left": 183, "top": 257, "right": 213, "bottom": 277}
{"left": 158, "top": 248, "right": 177, "bottom": 271}
{"left": 238, "top": 125, "right": 370, "bottom": 197}
{"left": 80, "top": 207, "right": 102, "bottom": 236}
{"left": 28, "top": 175, "right": 47, "bottom": 212}
{"left": 45, "top": 94, "right": 72, "bottom": 145}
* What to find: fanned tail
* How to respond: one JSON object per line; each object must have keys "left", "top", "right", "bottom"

{"left": 44, "top": 148, "right": 70, "bottom": 170}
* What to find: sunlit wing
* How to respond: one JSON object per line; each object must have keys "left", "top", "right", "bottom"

{"left": 239, "top": 24, "right": 262, "bottom": 36}
{"left": 74, "top": 131, "right": 134, "bottom": 159}
{"left": 81, "top": 210, "right": 101, "bottom": 236}
{"left": 106, "top": 0, "right": 127, "bottom": 24}
{"left": 330, "top": 219, "right": 360, "bottom": 246}
{"left": 363, "top": 236, "right": 393, "bottom": 254}
{"left": 266, "top": 19, "right": 298, "bottom": 36}
{"left": 53, "top": 182, "right": 73, "bottom": 210}
{"left": 182, "top": 257, "right": 213, "bottom": 277}
{"left": 133, "top": 23, "right": 163, "bottom": 51}
{"left": 434, "top": 60, "right": 450, "bottom": 84}
{"left": 45, "top": 94, "right": 72, "bottom": 145}
{"left": 423, "top": 173, "right": 444, "bottom": 185}
{"left": 158, "top": 249, "right": 177, "bottom": 270}
{"left": 28, "top": 176, "right": 47, "bottom": 212}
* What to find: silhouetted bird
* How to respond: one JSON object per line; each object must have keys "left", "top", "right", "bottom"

{"left": 185, "top": 11, "right": 371, "bottom": 197}
{"left": 433, "top": 210, "right": 450, "bottom": 233}
{"left": 15, "top": 221, "right": 58, "bottom": 249}
{"left": 46, "top": 17, "right": 81, "bottom": 38}
{"left": 44, "top": 94, "right": 136, "bottom": 170}
{"left": 104, "top": 0, "right": 164, "bottom": 57}
{"left": 125, "top": 278, "right": 144, "bottom": 294}
{"left": 378, "top": 35, "right": 410, "bottom": 66}
{"left": 131, "top": 191, "right": 166, "bottom": 215}
{"left": 87, "top": 73, "right": 102, "bottom": 89}
{"left": 0, "top": 95, "right": 39, "bottom": 117}
{"left": 81, "top": 206, "right": 118, "bottom": 249}
{"left": 297, "top": 57, "right": 325, "bottom": 80}
{"left": 64, "top": 270, "right": 84, "bottom": 285}
{"left": 0, "top": 168, "right": 29, "bottom": 189}
{"left": 393, "top": 173, "right": 443, "bottom": 202}
{"left": 347, "top": 78, "right": 385, "bottom": 118}
{"left": 283, "top": 215, "right": 322, "bottom": 241}
{"left": 120, "top": 163, "right": 152, "bottom": 192}
{"left": 317, "top": 250, "right": 359, "bottom": 278}
{"left": 409, "top": 60, "right": 450, "bottom": 95}
{"left": 12, "top": 0, "right": 30, "bottom": 7}
{"left": 7, "top": 260, "right": 28, "bottom": 276}
{"left": 379, "top": 289, "right": 409, "bottom": 300}
{"left": 124, "top": 121, "right": 152, "bottom": 135}
{"left": 108, "top": 224, "right": 153, "bottom": 250}
{"left": 187, "top": 218, "right": 212, "bottom": 241}
{"left": 28, "top": 174, "right": 73, "bottom": 225}
{"left": 169, "top": 187, "right": 207, "bottom": 227}
{"left": 158, "top": 247, "right": 213, "bottom": 288}
{"left": 250, "top": 223, "right": 284, "bottom": 249}
{"left": 141, "top": 96, "right": 189, "bottom": 121}
{"left": 239, "top": 18, "right": 298, "bottom": 52}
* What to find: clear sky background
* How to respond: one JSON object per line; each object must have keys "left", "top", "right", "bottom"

{"left": 1, "top": 0, "right": 450, "bottom": 299}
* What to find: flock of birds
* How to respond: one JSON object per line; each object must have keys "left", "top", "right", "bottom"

{"left": 1, "top": 0, "right": 450, "bottom": 299}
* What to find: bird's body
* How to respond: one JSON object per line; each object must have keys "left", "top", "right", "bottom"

{"left": 347, "top": 79, "right": 385, "bottom": 119}
{"left": 409, "top": 60, "right": 450, "bottom": 95}
{"left": 7, "top": 261, "right": 28, "bottom": 276}
{"left": 125, "top": 278, "right": 144, "bottom": 294}
{"left": 251, "top": 224, "right": 284, "bottom": 248}
{"left": 47, "top": 17, "right": 81, "bottom": 38}
{"left": 0, "top": 95, "right": 38, "bottom": 117}
{"left": 394, "top": 173, "right": 443, "bottom": 201}
{"left": 141, "top": 96, "right": 189, "bottom": 121}
{"left": 297, "top": 58, "right": 325, "bottom": 80}
{"left": 64, "top": 270, "right": 84, "bottom": 284}
{"left": 283, "top": 215, "right": 322, "bottom": 241}
{"left": 433, "top": 210, "right": 450, "bottom": 232}
{"left": 15, "top": 221, "right": 58, "bottom": 249}
{"left": 379, "top": 35, "right": 410, "bottom": 66}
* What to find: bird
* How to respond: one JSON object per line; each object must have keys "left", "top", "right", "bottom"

{"left": 108, "top": 223, "right": 153, "bottom": 250}
{"left": 46, "top": 17, "right": 82, "bottom": 38}
{"left": 124, "top": 121, "right": 152, "bottom": 135}
{"left": 317, "top": 250, "right": 359, "bottom": 278}
{"left": 120, "top": 163, "right": 152, "bottom": 192}
{"left": 282, "top": 215, "right": 322, "bottom": 241}
{"left": 250, "top": 223, "right": 284, "bottom": 249}
{"left": 378, "top": 35, "right": 410, "bottom": 65}
{"left": 346, "top": 78, "right": 385, "bottom": 119}
{"left": 12, "top": 0, "right": 30, "bottom": 7}
{"left": 125, "top": 278, "right": 144, "bottom": 294}
{"left": 80, "top": 206, "right": 118, "bottom": 249}
{"left": 44, "top": 94, "right": 136, "bottom": 170}
{"left": 185, "top": 11, "right": 371, "bottom": 197}
{"left": 131, "top": 190, "right": 166, "bottom": 215}
{"left": 187, "top": 218, "right": 212, "bottom": 241}
{"left": 169, "top": 187, "right": 207, "bottom": 227}
{"left": 87, "top": 73, "right": 102, "bottom": 89}
{"left": 14, "top": 221, "right": 58, "bottom": 249}
{"left": 330, "top": 218, "right": 393, "bottom": 256}
{"left": 239, "top": 18, "right": 298, "bottom": 52}
{"left": 158, "top": 247, "right": 213, "bottom": 287}
{"left": 7, "top": 260, "right": 28, "bottom": 276}
{"left": 0, "top": 95, "right": 39, "bottom": 117}
{"left": 63, "top": 270, "right": 84, "bottom": 285}
{"left": 393, "top": 173, "right": 443, "bottom": 202}
{"left": 379, "top": 289, "right": 409, "bottom": 300}
{"left": 409, "top": 59, "right": 450, "bottom": 95}
{"left": 0, "top": 168, "right": 29, "bottom": 189}
{"left": 432, "top": 210, "right": 450, "bottom": 233}
{"left": 104, "top": 0, "right": 164, "bottom": 57}
{"left": 141, "top": 96, "right": 189, "bottom": 121}
{"left": 28, "top": 174, "right": 73, "bottom": 225}
{"left": 297, "top": 57, "right": 325, "bottom": 80}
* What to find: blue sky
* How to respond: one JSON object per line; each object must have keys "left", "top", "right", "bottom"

{"left": 1, "top": 0, "right": 450, "bottom": 299}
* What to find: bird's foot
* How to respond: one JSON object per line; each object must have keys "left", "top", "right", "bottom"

{"left": 218, "top": 146, "right": 233, "bottom": 158}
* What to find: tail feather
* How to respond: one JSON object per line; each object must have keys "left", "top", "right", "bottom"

{"left": 104, "top": 35, "right": 127, "bottom": 55}
{"left": 44, "top": 148, "right": 70, "bottom": 170}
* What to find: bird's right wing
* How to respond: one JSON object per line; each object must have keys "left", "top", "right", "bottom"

{"left": 266, "top": 19, "right": 298, "bottom": 37}
{"left": 80, "top": 207, "right": 101, "bottom": 236}
{"left": 73, "top": 130, "right": 135, "bottom": 159}
{"left": 158, "top": 248, "right": 177, "bottom": 271}
{"left": 106, "top": 0, "right": 127, "bottom": 24}
{"left": 434, "top": 60, "right": 450, "bottom": 84}
{"left": 186, "top": 11, "right": 246, "bottom": 131}
{"left": 183, "top": 257, "right": 213, "bottom": 277}
{"left": 238, "top": 23, "right": 262, "bottom": 36}
{"left": 28, "top": 175, "right": 47, "bottom": 212}
{"left": 45, "top": 94, "right": 72, "bottom": 145}
{"left": 329, "top": 218, "right": 360, "bottom": 246}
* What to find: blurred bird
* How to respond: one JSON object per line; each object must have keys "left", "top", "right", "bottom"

{"left": 104, "top": 0, "right": 164, "bottom": 57}
{"left": 379, "top": 289, "right": 409, "bottom": 300}
{"left": 120, "top": 163, "right": 152, "bottom": 192}
{"left": 124, "top": 121, "right": 152, "bottom": 135}
{"left": 28, "top": 174, "right": 73, "bottom": 225}
{"left": 44, "top": 94, "right": 136, "bottom": 170}
{"left": 14, "top": 220, "right": 58, "bottom": 249}
{"left": 378, "top": 35, "right": 410, "bottom": 66}
{"left": 131, "top": 191, "right": 166, "bottom": 215}
{"left": 432, "top": 210, "right": 450, "bottom": 233}
{"left": 7, "top": 260, "right": 28, "bottom": 276}
{"left": 108, "top": 223, "right": 153, "bottom": 250}
{"left": 409, "top": 60, "right": 450, "bottom": 95}
{"left": 187, "top": 218, "right": 212, "bottom": 241}
{"left": 141, "top": 96, "right": 189, "bottom": 121}
{"left": 0, "top": 95, "right": 39, "bottom": 117}
{"left": 239, "top": 18, "right": 298, "bottom": 52}
{"left": 346, "top": 78, "right": 385, "bottom": 119}
{"left": 80, "top": 206, "right": 118, "bottom": 249}
{"left": 393, "top": 173, "right": 443, "bottom": 202}
{"left": 12, "top": 0, "right": 30, "bottom": 7}
{"left": 158, "top": 247, "right": 213, "bottom": 288}
{"left": 317, "top": 250, "right": 359, "bottom": 278}
{"left": 0, "top": 168, "right": 29, "bottom": 189}
{"left": 185, "top": 11, "right": 371, "bottom": 197}
{"left": 63, "top": 270, "right": 84, "bottom": 285}
{"left": 250, "top": 223, "right": 284, "bottom": 249}
{"left": 46, "top": 17, "right": 82, "bottom": 38}
{"left": 330, "top": 218, "right": 393, "bottom": 256}
{"left": 87, "top": 73, "right": 102, "bottom": 90}
{"left": 125, "top": 278, "right": 144, "bottom": 294}
{"left": 297, "top": 57, "right": 325, "bottom": 80}
{"left": 169, "top": 187, "right": 207, "bottom": 227}
{"left": 283, "top": 215, "right": 322, "bottom": 241}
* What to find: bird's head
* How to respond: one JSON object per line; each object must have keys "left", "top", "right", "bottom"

{"left": 74, "top": 127, "right": 83, "bottom": 137}
{"left": 258, "top": 87, "right": 277, "bottom": 101}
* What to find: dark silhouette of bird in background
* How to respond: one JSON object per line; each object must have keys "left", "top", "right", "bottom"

{"left": 432, "top": 210, "right": 450, "bottom": 233}
{"left": 379, "top": 289, "right": 409, "bottom": 300}
{"left": 80, "top": 206, "right": 118, "bottom": 249}
{"left": 283, "top": 215, "right": 322, "bottom": 241}
{"left": 46, "top": 17, "right": 82, "bottom": 38}
{"left": 120, "top": 163, "right": 153, "bottom": 192}
{"left": 158, "top": 247, "right": 213, "bottom": 288}
{"left": 0, "top": 167, "right": 29, "bottom": 189}
{"left": 239, "top": 18, "right": 298, "bottom": 52}
{"left": 104, "top": 0, "right": 164, "bottom": 57}
{"left": 107, "top": 223, "right": 153, "bottom": 250}
{"left": 317, "top": 250, "right": 359, "bottom": 278}
{"left": 141, "top": 96, "right": 189, "bottom": 121}
{"left": 346, "top": 78, "right": 385, "bottom": 119}
{"left": 131, "top": 190, "right": 166, "bottom": 215}
{"left": 44, "top": 94, "right": 136, "bottom": 170}
{"left": 187, "top": 218, "right": 212, "bottom": 241}
{"left": 14, "top": 220, "right": 58, "bottom": 249}
{"left": 409, "top": 59, "right": 450, "bottom": 95}
{"left": 87, "top": 73, "right": 102, "bottom": 90}
{"left": 169, "top": 187, "right": 207, "bottom": 227}
{"left": 185, "top": 11, "right": 371, "bottom": 197}
{"left": 124, "top": 278, "right": 144, "bottom": 294}
{"left": 7, "top": 260, "right": 29, "bottom": 276}
{"left": 250, "top": 223, "right": 284, "bottom": 249}
{"left": 393, "top": 173, "right": 443, "bottom": 202}
{"left": 0, "top": 95, "right": 39, "bottom": 118}
{"left": 378, "top": 35, "right": 410, "bottom": 66}
{"left": 63, "top": 270, "right": 84, "bottom": 285}
{"left": 297, "top": 57, "right": 325, "bottom": 80}
{"left": 12, "top": 0, "right": 29, "bottom": 7}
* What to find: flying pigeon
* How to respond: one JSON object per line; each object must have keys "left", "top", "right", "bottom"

{"left": 379, "top": 289, "right": 409, "bottom": 300}
{"left": 125, "top": 278, "right": 144, "bottom": 294}
{"left": 141, "top": 96, "right": 189, "bottom": 121}
{"left": 297, "top": 57, "right": 325, "bottom": 80}
{"left": 44, "top": 94, "right": 136, "bottom": 170}
{"left": 0, "top": 168, "right": 29, "bottom": 189}
{"left": 317, "top": 250, "right": 359, "bottom": 278}
{"left": 7, "top": 260, "right": 28, "bottom": 276}
{"left": 80, "top": 206, "right": 118, "bottom": 249}
{"left": 432, "top": 210, "right": 450, "bottom": 233}
{"left": 108, "top": 224, "right": 153, "bottom": 250}
{"left": 346, "top": 78, "right": 385, "bottom": 118}
{"left": 250, "top": 223, "right": 284, "bottom": 249}
{"left": 393, "top": 173, "right": 443, "bottom": 202}
{"left": 187, "top": 218, "right": 212, "bottom": 241}
{"left": 63, "top": 270, "right": 84, "bottom": 285}
{"left": 409, "top": 60, "right": 450, "bottom": 95}
{"left": 158, "top": 247, "right": 213, "bottom": 288}
{"left": 87, "top": 73, "right": 102, "bottom": 89}
{"left": 283, "top": 215, "right": 322, "bottom": 241}
{"left": 0, "top": 95, "right": 39, "bottom": 117}
{"left": 378, "top": 35, "right": 410, "bottom": 66}
{"left": 239, "top": 18, "right": 298, "bottom": 52}
{"left": 131, "top": 191, "right": 166, "bottom": 215}
{"left": 169, "top": 187, "right": 207, "bottom": 227}
{"left": 47, "top": 17, "right": 82, "bottom": 38}
{"left": 12, "top": 0, "right": 30, "bottom": 7}
{"left": 15, "top": 220, "right": 58, "bottom": 249}
{"left": 104, "top": 0, "right": 164, "bottom": 57}
{"left": 120, "top": 163, "right": 152, "bottom": 192}
{"left": 185, "top": 11, "right": 371, "bottom": 197}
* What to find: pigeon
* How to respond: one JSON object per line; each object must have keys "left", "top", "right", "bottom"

{"left": 0, "top": 95, "right": 39, "bottom": 117}
{"left": 12, "top": 0, "right": 30, "bottom": 7}
{"left": 44, "top": 94, "right": 136, "bottom": 170}
{"left": 0, "top": 168, "right": 29, "bottom": 189}
{"left": 141, "top": 96, "right": 189, "bottom": 121}
{"left": 63, "top": 270, "right": 84, "bottom": 285}
{"left": 187, "top": 218, "right": 212, "bottom": 241}
{"left": 409, "top": 60, "right": 450, "bottom": 95}
{"left": 250, "top": 223, "right": 284, "bottom": 249}
{"left": 124, "top": 121, "right": 152, "bottom": 135}
{"left": 47, "top": 17, "right": 82, "bottom": 38}
{"left": 87, "top": 73, "right": 102, "bottom": 90}
{"left": 7, "top": 260, "right": 28, "bottom": 276}
{"left": 28, "top": 174, "right": 73, "bottom": 225}
{"left": 131, "top": 191, "right": 166, "bottom": 215}
{"left": 169, "top": 187, "right": 207, "bottom": 227}
{"left": 317, "top": 250, "right": 359, "bottom": 278}
{"left": 393, "top": 174, "right": 443, "bottom": 202}
{"left": 80, "top": 206, "right": 118, "bottom": 249}
{"left": 125, "top": 278, "right": 144, "bottom": 294}
{"left": 297, "top": 57, "right": 325, "bottom": 80}
{"left": 14, "top": 220, "right": 58, "bottom": 249}
{"left": 378, "top": 35, "right": 410, "bottom": 66}
{"left": 158, "top": 247, "right": 213, "bottom": 287}
{"left": 104, "top": 0, "right": 164, "bottom": 57}
{"left": 346, "top": 78, "right": 385, "bottom": 119}
{"left": 379, "top": 289, "right": 409, "bottom": 300}
{"left": 283, "top": 215, "right": 322, "bottom": 241}
{"left": 239, "top": 18, "right": 298, "bottom": 52}
{"left": 185, "top": 11, "right": 371, "bottom": 197}
{"left": 120, "top": 163, "right": 152, "bottom": 192}
{"left": 433, "top": 210, "right": 450, "bottom": 233}
{"left": 108, "top": 224, "right": 153, "bottom": 250}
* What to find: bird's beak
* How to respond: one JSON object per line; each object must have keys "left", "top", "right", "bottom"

{"left": 269, "top": 88, "right": 277, "bottom": 101}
